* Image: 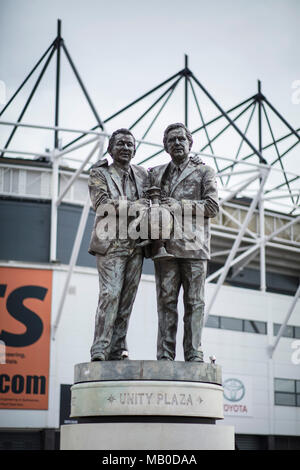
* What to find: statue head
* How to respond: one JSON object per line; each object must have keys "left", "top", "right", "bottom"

{"left": 107, "top": 128, "right": 136, "bottom": 167}
{"left": 163, "top": 123, "right": 193, "bottom": 163}
{"left": 163, "top": 123, "right": 193, "bottom": 157}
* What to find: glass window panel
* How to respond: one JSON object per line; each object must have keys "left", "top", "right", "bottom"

{"left": 275, "top": 392, "right": 296, "bottom": 406}
{"left": 275, "top": 378, "right": 295, "bottom": 393}
{"left": 273, "top": 323, "right": 294, "bottom": 338}
{"left": 285, "top": 325, "right": 294, "bottom": 338}
{"left": 206, "top": 315, "right": 219, "bottom": 329}
{"left": 244, "top": 320, "right": 267, "bottom": 334}
{"left": 294, "top": 327, "right": 300, "bottom": 339}
{"left": 297, "top": 395, "right": 300, "bottom": 407}
{"left": 273, "top": 324, "right": 280, "bottom": 335}
{"left": 220, "top": 317, "right": 243, "bottom": 332}
{"left": 296, "top": 381, "right": 300, "bottom": 394}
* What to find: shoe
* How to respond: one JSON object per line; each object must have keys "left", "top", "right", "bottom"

{"left": 108, "top": 350, "right": 129, "bottom": 361}
{"left": 91, "top": 353, "right": 106, "bottom": 361}
{"left": 187, "top": 357, "right": 203, "bottom": 363}
{"left": 158, "top": 357, "right": 173, "bottom": 361}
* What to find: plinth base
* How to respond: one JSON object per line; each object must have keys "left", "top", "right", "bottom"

{"left": 61, "top": 422, "right": 234, "bottom": 450}
{"left": 60, "top": 361, "right": 234, "bottom": 450}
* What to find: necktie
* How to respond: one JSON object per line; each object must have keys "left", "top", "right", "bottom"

{"left": 122, "top": 172, "right": 129, "bottom": 196}
{"left": 174, "top": 165, "right": 181, "bottom": 180}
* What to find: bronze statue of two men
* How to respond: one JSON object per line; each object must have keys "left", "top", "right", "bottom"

{"left": 88, "top": 123, "right": 219, "bottom": 363}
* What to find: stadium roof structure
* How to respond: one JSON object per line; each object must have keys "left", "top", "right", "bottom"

{"left": 0, "top": 20, "right": 299, "bottom": 354}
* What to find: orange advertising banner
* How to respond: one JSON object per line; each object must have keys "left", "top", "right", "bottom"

{"left": 0, "top": 267, "right": 52, "bottom": 410}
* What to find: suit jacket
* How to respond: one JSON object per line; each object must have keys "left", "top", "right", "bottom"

{"left": 149, "top": 157, "right": 219, "bottom": 260}
{"left": 88, "top": 159, "right": 150, "bottom": 256}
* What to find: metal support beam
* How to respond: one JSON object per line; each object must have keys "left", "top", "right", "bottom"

{"left": 269, "top": 283, "right": 300, "bottom": 357}
{"left": 207, "top": 202, "right": 300, "bottom": 294}
{"left": 51, "top": 194, "right": 92, "bottom": 340}
{"left": 191, "top": 95, "right": 257, "bottom": 136}
{"left": 265, "top": 214, "right": 300, "bottom": 242}
{"left": 188, "top": 76, "right": 224, "bottom": 184}
{"left": 54, "top": 19, "right": 62, "bottom": 149}
{"left": 205, "top": 168, "right": 269, "bottom": 322}
{"left": 206, "top": 243, "right": 260, "bottom": 284}
{"left": 259, "top": 195, "right": 266, "bottom": 291}
{"left": 0, "top": 118, "right": 105, "bottom": 136}
{"left": 190, "top": 73, "right": 266, "bottom": 164}
{"left": 263, "top": 192, "right": 300, "bottom": 201}
{"left": 262, "top": 101, "right": 294, "bottom": 205}
{"left": 135, "top": 79, "right": 180, "bottom": 152}
{"left": 62, "top": 70, "right": 182, "bottom": 151}
{"left": 0, "top": 45, "right": 56, "bottom": 157}
{"left": 0, "top": 40, "right": 56, "bottom": 118}
{"left": 263, "top": 96, "right": 300, "bottom": 145}
{"left": 218, "top": 168, "right": 259, "bottom": 178}
{"left": 219, "top": 206, "right": 258, "bottom": 239}
{"left": 56, "top": 139, "right": 100, "bottom": 206}
{"left": 211, "top": 246, "right": 250, "bottom": 258}
{"left": 199, "top": 100, "right": 256, "bottom": 154}
{"left": 257, "top": 80, "right": 263, "bottom": 154}
{"left": 57, "top": 135, "right": 102, "bottom": 159}
{"left": 129, "top": 76, "right": 182, "bottom": 131}
{"left": 139, "top": 99, "right": 257, "bottom": 166}
{"left": 257, "top": 81, "right": 266, "bottom": 291}
{"left": 61, "top": 42, "right": 104, "bottom": 131}
{"left": 231, "top": 248, "right": 259, "bottom": 278}
{"left": 224, "top": 101, "right": 257, "bottom": 187}
{"left": 50, "top": 150, "right": 59, "bottom": 262}
{"left": 265, "top": 176, "right": 299, "bottom": 197}
{"left": 219, "top": 173, "right": 260, "bottom": 207}
{"left": 184, "top": 54, "right": 189, "bottom": 127}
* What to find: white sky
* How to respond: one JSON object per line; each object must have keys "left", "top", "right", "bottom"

{"left": 0, "top": 0, "right": 299, "bottom": 202}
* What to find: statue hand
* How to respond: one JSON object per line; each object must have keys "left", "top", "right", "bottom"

{"left": 129, "top": 198, "right": 150, "bottom": 211}
{"left": 135, "top": 197, "right": 150, "bottom": 207}
{"left": 190, "top": 154, "right": 204, "bottom": 165}
{"left": 161, "top": 196, "right": 181, "bottom": 210}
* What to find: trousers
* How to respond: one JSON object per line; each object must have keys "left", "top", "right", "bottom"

{"left": 90, "top": 250, "right": 143, "bottom": 360}
{"left": 154, "top": 258, "right": 207, "bottom": 361}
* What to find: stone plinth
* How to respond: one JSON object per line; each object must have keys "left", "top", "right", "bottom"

{"left": 60, "top": 360, "right": 234, "bottom": 450}
{"left": 74, "top": 360, "right": 222, "bottom": 384}
{"left": 71, "top": 380, "right": 223, "bottom": 419}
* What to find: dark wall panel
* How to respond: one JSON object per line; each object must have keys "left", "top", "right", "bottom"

{"left": 56, "top": 203, "right": 96, "bottom": 268}
{"left": 0, "top": 199, "right": 51, "bottom": 262}
{"left": 0, "top": 199, "right": 96, "bottom": 267}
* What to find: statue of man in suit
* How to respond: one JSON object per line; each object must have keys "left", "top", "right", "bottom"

{"left": 88, "top": 128, "right": 149, "bottom": 361}
{"left": 149, "top": 123, "right": 219, "bottom": 362}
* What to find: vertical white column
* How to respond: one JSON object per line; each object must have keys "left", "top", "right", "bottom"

{"left": 50, "top": 149, "right": 59, "bottom": 262}
{"left": 267, "top": 303, "right": 275, "bottom": 440}
{"left": 259, "top": 194, "right": 266, "bottom": 292}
